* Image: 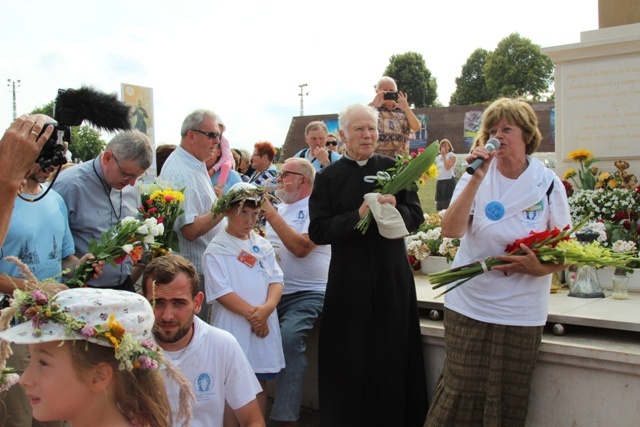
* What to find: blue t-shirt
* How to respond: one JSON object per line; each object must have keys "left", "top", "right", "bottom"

{"left": 293, "top": 148, "right": 341, "bottom": 172}
{"left": 0, "top": 189, "right": 75, "bottom": 282}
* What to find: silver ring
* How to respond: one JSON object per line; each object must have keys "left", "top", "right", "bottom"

{"left": 30, "top": 130, "right": 39, "bottom": 136}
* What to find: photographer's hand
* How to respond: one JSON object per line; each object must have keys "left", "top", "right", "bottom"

{"left": 397, "top": 91, "right": 410, "bottom": 110}
{"left": 370, "top": 90, "right": 385, "bottom": 108}
{"left": 1, "top": 114, "right": 54, "bottom": 188}
{"left": 0, "top": 114, "right": 54, "bottom": 247}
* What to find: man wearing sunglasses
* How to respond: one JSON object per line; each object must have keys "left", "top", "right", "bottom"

{"left": 159, "top": 109, "right": 226, "bottom": 322}
{"left": 293, "top": 121, "right": 341, "bottom": 172}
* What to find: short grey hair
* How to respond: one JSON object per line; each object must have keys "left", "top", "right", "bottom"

{"left": 338, "top": 104, "right": 378, "bottom": 131}
{"left": 238, "top": 149, "right": 251, "bottom": 162}
{"left": 180, "top": 109, "right": 218, "bottom": 137}
{"left": 305, "top": 121, "right": 328, "bottom": 135}
{"left": 284, "top": 157, "right": 315, "bottom": 186}
{"left": 106, "top": 130, "right": 153, "bottom": 169}
{"left": 375, "top": 76, "right": 397, "bottom": 91}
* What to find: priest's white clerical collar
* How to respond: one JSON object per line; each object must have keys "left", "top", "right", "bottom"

{"left": 343, "top": 151, "right": 371, "bottom": 166}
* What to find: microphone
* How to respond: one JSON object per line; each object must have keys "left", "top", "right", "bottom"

{"left": 466, "top": 138, "right": 501, "bottom": 175}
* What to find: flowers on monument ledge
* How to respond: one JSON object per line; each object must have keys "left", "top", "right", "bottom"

{"left": 428, "top": 216, "right": 640, "bottom": 298}
{"left": 565, "top": 148, "right": 599, "bottom": 190}
{"left": 406, "top": 210, "right": 460, "bottom": 262}
{"left": 563, "top": 150, "right": 640, "bottom": 264}
{"left": 356, "top": 142, "right": 439, "bottom": 234}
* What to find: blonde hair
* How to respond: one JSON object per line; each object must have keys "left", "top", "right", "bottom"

{"left": 439, "top": 139, "right": 454, "bottom": 153}
{"left": 69, "top": 341, "right": 172, "bottom": 427}
{"left": 477, "top": 97, "right": 541, "bottom": 155}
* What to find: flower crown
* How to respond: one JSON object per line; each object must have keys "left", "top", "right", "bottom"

{"left": 11, "top": 288, "right": 161, "bottom": 372}
{"left": 211, "top": 186, "right": 267, "bottom": 218}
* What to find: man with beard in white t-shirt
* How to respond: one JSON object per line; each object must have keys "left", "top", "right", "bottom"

{"left": 263, "top": 158, "right": 331, "bottom": 427}
{"left": 142, "top": 255, "right": 264, "bottom": 427}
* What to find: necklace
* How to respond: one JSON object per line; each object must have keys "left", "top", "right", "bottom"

{"left": 92, "top": 158, "right": 122, "bottom": 221}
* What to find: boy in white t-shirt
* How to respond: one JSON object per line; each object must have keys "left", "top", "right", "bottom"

{"left": 204, "top": 182, "right": 285, "bottom": 420}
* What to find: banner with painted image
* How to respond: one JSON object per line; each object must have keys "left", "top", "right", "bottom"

{"left": 463, "top": 110, "right": 483, "bottom": 150}
{"left": 121, "top": 83, "right": 155, "bottom": 178}
{"left": 409, "top": 114, "right": 429, "bottom": 154}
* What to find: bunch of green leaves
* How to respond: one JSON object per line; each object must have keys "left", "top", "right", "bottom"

{"left": 356, "top": 141, "right": 439, "bottom": 234}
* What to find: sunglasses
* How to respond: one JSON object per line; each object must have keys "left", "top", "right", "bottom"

{"left": 277, "top": 170, "right": 304, "bottom": 179}
{"left": 326, "top": 141, "right": 338, "bottom": 146}
{"left": 190, "top": 129, "right": 222, "bottom": 140}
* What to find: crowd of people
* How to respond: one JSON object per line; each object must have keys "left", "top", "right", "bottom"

{"left": 0, "top": 76, "right": 571, "bottom": 427}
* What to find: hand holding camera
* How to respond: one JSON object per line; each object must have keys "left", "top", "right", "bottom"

{"left": 0, "top": 114, "right": 54, "bottom": 190}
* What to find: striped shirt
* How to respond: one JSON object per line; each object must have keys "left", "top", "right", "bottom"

{"left": 160, "top": 146, "right": 224, "bottom": 274}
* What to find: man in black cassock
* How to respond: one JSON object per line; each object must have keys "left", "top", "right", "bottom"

{"left": 309, "top": 103, "right": 428, "bottom": 427}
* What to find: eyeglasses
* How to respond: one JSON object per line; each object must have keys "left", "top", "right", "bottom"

{"left": 190, "top": 129, "right": 222, "bottom": 141}
{"left": 326, "top": 141, "right": 338, "bottom": 146}
{"left": 277, "top": 170, "right": 304, "bottom": 179}
{"left": 112, "top": 154, "right": 141, "bottom": 181}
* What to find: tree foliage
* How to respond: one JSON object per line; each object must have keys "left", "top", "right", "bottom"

{"left": 449, "top": 48, "right": 491, "bottom": 106}
{"left": 30, "top": 101, "right": 107, "bottom": 161}
{"left": 450, "top": 34, "right": 555, "bottom": 105}
{"left": 384, "top": 52, "right": 437, "bottom": 108}
{"left": 484, "top": 33, "right": 554, "bottom": 101}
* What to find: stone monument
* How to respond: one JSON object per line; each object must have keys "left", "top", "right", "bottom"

{"left": 542, "top": 1, "right": 640, "bottom": 177}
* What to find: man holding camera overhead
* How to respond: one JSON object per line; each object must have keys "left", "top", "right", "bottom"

{"left": 369, "top": 76, "right": 421, "bottom": 158}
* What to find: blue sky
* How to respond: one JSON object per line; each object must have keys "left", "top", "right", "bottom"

{"left": 1, "top": 0, "right": 598, "bottom": 151}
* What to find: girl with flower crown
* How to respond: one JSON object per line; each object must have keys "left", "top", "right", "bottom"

{"left": 0, "top": 279, "right": 192, "bottom": 427}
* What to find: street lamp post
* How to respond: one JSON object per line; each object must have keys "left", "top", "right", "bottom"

{"left": 298, "top": 83, "right": 308, "bottom": 116}
{"left": 7, "top": 79, "right": 21, "bottom": 121}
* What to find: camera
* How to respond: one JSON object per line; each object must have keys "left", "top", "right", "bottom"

{"left": 35, "top": 86, "right": 132, "bottom": 171}
{"left": 383, "top": 91, "right": 399, "bottom": 101}
{"left": 37, "top": 122, "right": 70, "bottom": 170}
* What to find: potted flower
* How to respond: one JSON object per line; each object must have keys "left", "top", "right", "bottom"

{"left": 406, "top": 210, "right": 460, "bottom": 274}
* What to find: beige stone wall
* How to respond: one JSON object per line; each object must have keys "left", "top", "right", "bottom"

{"left": 599, "top": 0, "right": 640, "bottom": 28}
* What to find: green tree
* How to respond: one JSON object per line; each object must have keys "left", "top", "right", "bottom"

{"left": 30, "top": 101, "right": 107, "bottom": 161}
{"left": 449, "top": 48, "right": 491, "bottom": 106}
{"left": 483, "top": 33, "right": 554, "bottom": 101}
{"left": 384, "top": 52, "right": 437, "bottom": 107}
{"left": 72, "top": 126, "right": 106, "bottom": 160}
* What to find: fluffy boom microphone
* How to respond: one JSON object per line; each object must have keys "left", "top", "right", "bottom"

{"left": 54, "top": 86, "right": 132, "bottom": 131}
